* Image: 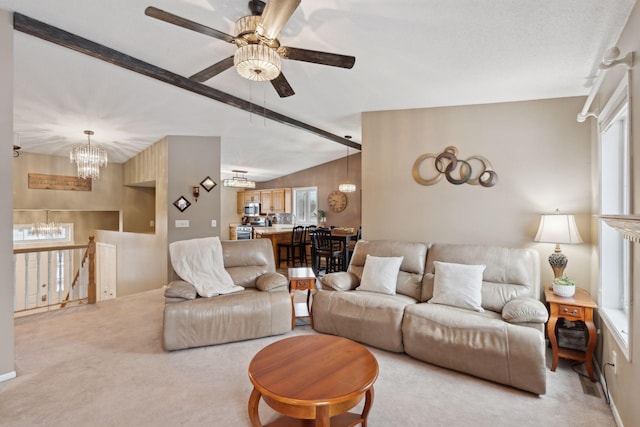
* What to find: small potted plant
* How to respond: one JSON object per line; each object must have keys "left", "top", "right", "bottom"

{"left": 314, "top": 209, "right": 327, "bottom": 223}
{"left": 552, "top": 275, "right": 576, "bottom": 297}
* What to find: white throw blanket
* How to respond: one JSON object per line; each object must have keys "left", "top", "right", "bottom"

{"left": 169, "top": 237, "right": 243, "bottom": 298}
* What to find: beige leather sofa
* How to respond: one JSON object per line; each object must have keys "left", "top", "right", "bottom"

{"left": 313, "top": 240, "right": 548, "bottom": 395}
{"left": 163, "top": 239, "right": 292, "bottom": 351}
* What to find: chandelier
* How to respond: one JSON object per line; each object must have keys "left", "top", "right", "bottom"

{"left": 31, "top": 210, "right": 62, "bottom": 237}
{"left": 223, "top": 170, "right": 256, "bottom": 188}
{"left": 70, "top": 130, "right": 108, "bottom": 179}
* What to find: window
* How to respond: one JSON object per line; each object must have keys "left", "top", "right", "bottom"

{"left": 13, "top": 223, "right": 75, "bottom": 311}
{"left": 292, "top": 187, "right": 318, "bottom": 225}
{"left": 598, "top": 75, "right": 632, "bottom": 360}
{"left": 13, "top": 223, "right": 74, "bottom": 247}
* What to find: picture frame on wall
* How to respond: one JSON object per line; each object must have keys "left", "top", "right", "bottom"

{"left": 173, "top": 196, "right": 191, "bottom": 212}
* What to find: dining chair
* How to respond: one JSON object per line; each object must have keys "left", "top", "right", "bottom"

{"left": 302, "top": 225, "right": 317, "bottom": 266}
{"left": 311, "top": 228, "right": 343, "bottom": 275}
{"left": 347, "top": 225, "right": 362, "bottom": 256}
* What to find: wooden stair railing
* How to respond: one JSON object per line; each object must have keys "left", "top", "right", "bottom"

{"left": 60, "top": 236, "right": 96, "bottom": 307}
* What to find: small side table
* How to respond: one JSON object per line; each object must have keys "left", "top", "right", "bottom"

{"left": 545, "top": 287, "right": 598, "bottom": 381}
{"left": 288, "top": 267, "right": 316, "bottom": 329}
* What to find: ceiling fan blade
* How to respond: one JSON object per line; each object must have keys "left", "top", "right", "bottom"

{"left": 189, "top": 56, "right": 235, "bottom": 82}
{"left": 278, "top": 46, "right": 356, "bottom": 69}
{"left": 145, "top": 6, "right": 236, "bottom": 44}
{"left": 271, "top": 73, "right": 295, "bottom": 98}
{"left": 256, "top": 0, "right": 301, "bottom": 41}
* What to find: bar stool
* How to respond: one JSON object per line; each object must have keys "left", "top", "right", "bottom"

{"left": 277, "top": 226, "right": 305, "bottom": 268}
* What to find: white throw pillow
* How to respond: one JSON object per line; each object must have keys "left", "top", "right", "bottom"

{"left": 169, "top": 237, "right": 243, "bottom": 298}
{"left": 429, "top": 261, "right": 486, "bottom": 312}
{"left": 356, "top": 255, "right": 404, "bottom": 295}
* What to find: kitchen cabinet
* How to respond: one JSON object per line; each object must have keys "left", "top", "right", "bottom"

{"left": 284, "top": 188, "right": 292, "bottom": 213}
{"left": 244, "top": 190, "right": 261, "bottom": 204}
{"left": 272, "top": 189, "right": 286, "bottom": 213}
{"left": 239, "top": 188, "right": 292, "bottom": 214}
{"left": 260, "top": 190, "right": 272, "bottom": 213}
{"left": 236, "top": 191, "right": 245, "bottom": 214}
{"left": 262, "top": 188, "right": 292, "bottom": 214}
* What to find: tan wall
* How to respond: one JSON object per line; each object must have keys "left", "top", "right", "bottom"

{"left": 102, "top": 138, "right": 169, "bottom": 296}
{"left": 13, "top": 210, "right": 119, "bottom": 244}
{"left": 13, "top": 152, "right": 123, "bottom": 211}
{"left": 221, "top": 185, "right": 241, "bottom": 240}
{"left": 362, "top": 97, "right": 592, "bottom": 295}
{"left": 12, "top": 152, "right": 123, "bottom": 243}
{"left": 0, "top": 9, "right": 15, "bottom": 381}
{"left": 589, "top": 2, "right": 640, "bottom": 425}
{"left": 258, "top": 153, "right": 362, "bottom": 229}
{"left": 122, "top": 186, "right": 155, "bottom": 233}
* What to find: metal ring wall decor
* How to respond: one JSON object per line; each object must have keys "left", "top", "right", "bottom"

{"left": 412, "top": 146, "right": 498, "bottom": 187}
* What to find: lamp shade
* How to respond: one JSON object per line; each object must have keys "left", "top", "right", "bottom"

{"left": 534, "top": 213, "right": 583, "bottom": 244}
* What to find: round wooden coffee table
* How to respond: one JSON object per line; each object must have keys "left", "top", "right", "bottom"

{"left": 248, "top": 335, "right": 379, "bottom": 427}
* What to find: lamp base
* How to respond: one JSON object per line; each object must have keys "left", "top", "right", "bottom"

{"left": 548, "top": 252, "right": 568, "bottom": 278}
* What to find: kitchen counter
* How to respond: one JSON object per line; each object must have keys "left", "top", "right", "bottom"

{"left": 254, "top": 228, "right": 294, "bottom": 267}
{"left": 253, "top": 227, "right": 293, "bottom": 236}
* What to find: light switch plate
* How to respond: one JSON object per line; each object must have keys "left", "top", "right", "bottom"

{"left": 175, "top": 220, "right": 189, "bottom": 228}
{"left": 211, "top": 220, "right": 217, "bottom": 227}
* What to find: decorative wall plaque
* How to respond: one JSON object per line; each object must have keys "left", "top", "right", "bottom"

{"left": 173, "top": 196, "right": 191, "bottom": 212}
{"left": 28, "top": 173, "right": 92, "bottom": 191}
{"left": 412, "top": 146, "right": 498, "bottom": 187}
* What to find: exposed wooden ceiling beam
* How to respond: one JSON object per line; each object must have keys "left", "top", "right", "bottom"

{"left": 13, "top": 12, "right": 361, "bottom": 150}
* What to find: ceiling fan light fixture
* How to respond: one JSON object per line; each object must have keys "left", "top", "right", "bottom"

{"left": 234, "top": 44, "right": 281, "bottom": 82}
{"left": 235, "top": 15, "right": 260, "bottom": 39}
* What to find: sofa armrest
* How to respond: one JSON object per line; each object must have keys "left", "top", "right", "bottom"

{"left": 165, "top": 280, "right": 197, "bottom": 302}
{"left": 502, "top": 297, "right": 549, "bottom": 324}
{"left": 321, "top": 272, "right": 359, "bottom": 291}
{"left": 256, "top": 272, "right": 288, "bottom": 292}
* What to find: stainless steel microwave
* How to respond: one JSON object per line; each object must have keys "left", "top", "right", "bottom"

{"left": 244, "top": 202, "right": 260, "bottom": 216}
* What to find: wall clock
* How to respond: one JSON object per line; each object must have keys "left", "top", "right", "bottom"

{"left": 327, "top": 190, "right": 348, "bottom": 213}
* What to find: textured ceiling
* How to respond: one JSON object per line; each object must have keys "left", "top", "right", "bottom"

{"left": 2, "top": 0, "right": 636, "bottom": 181}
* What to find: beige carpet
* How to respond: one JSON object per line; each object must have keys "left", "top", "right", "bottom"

{"left": 0, "top": 289, "right": 615, "bottom": 427}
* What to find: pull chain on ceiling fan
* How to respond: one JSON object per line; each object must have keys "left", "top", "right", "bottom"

{"left": 145, "top": 0, "right": 356, "bottom": 98}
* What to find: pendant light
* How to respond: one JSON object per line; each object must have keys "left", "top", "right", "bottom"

{"left": 339, "top": 136, "right": 356, "bottom": 192}
{"left": 223, "top": 170, "right": 257, "bottom": 189}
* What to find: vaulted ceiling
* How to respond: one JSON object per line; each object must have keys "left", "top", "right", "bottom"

{"left": 2, "top": 0, "right": 636, "bottom": 181}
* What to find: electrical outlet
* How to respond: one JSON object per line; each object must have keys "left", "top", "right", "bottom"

{"left": 612, "top": 350, "right": 617, "bottom": 375}
{"left": 211, "top": 219, "right": 217, "bottom": 227}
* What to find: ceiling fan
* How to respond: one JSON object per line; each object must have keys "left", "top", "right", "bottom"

{"left": 145, "top": 0, "right": 356, "bottom": 98}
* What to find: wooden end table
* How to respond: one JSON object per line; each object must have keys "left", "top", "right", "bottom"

{"left": 288, "top": 267, "right": 316, "bottom": 329}
{"left": 248, "top": 335, "right": 379, "bottom": 427}
{"left": 545, "top": 287, "right": 598, "bottom": 381}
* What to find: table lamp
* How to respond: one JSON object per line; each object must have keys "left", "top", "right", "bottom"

{"left": 534, "top": 209, "right": 583, "bottom": 278}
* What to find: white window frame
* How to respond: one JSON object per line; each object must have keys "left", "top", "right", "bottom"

{"left": 292, "top": 186, "right": 318, "bottom": 225}
{"left": 597, "top": 73, "right": 633, "bottom": 361}
{"left": 13, "top": 223, "right": 75, "bottom": 248}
